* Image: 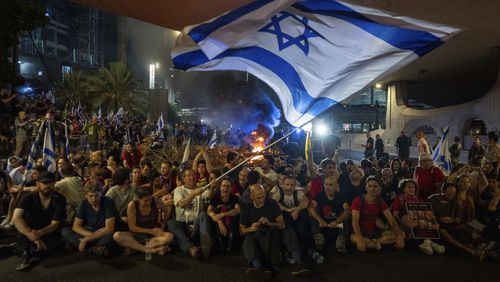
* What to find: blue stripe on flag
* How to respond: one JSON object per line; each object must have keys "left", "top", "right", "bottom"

{"left": 293, "top": 0, "right": 443, "bottom": 57}
{"left": 188, "top": 0, "right": 274, "bottom": 43}
{"left": 43, "top": 147, "right": 57, "bottom": 159}
{"left": 173, "top": 46, "right": 337, "bottom": 117}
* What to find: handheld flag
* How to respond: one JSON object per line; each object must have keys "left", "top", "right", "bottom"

{"left": 97, "top": 107, "right": 102, "bottom": 120}
{"left": 432, "top": 126, "right": 451, "bottom": 175}
{"left": 305, "top": 131, "right": 312, "bottom": 161}
{"left": 64, "top": 121, "right": 70, "bottom": 157}
{"left": 208, "top": 130, "right": 217, "bottom": 149}
{"left": 156, "top": 113, "right": 165, "bottom": 133}
{"left": 115, "top": 107, "right": 124, "bottom": 121}
{"left": 182, "top": 138, "right": 192, "bottom": 164}
{"left": 42, "top": 123, "right": 57, "bottom": 173}
{"left": 173, "top": 0, "right": 461, "bottom": 127}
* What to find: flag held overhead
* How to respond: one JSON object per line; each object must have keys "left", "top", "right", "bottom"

{"left": 172, "top": 0, "right": 461, "bottom": 127}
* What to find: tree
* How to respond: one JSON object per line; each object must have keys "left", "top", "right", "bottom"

{"left": 56, "top": 70, "right": 90, "bottom": 109}
{"left": 87, "top": 62, "right": 148, "bottom": 117}
{"left": 165, "top": 102, "right": 180, "bottom": 125}
{"left": 0, "top": 0, "right": 48, "bottom": 86}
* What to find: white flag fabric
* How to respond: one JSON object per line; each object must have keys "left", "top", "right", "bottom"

{"left": 115, "top": 107, "right": 124, "bottom": 121}
{"left": 172, "top": 0, "right": 461, "bottom": 127}
{"left": 182, "top": 138, "right": 192, "bottom": 164}
{"left": 208, "top": 130, "right": 217, "bottom": 149}
{"left": 43, "top": 123, "right": 57, "bottom": 173}
{"left": 432, "top": 126, "right": 451, "bottom": 175}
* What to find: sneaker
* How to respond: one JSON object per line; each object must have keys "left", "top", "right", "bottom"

{"left": 291, "top": 263, "right": 311, "bottom": 277}
{"left": 0, "top": 217, "right": 10, "bottom": 226}
{"left": 429, "top": 241, "right": 445, "bottom": 255}
{"left": 91, "top": 246, "right": 109, "bottom": 257}
{"left": 188, "top": 246, "right": 201, "bottom": 259}
{"left": 308, "top": 249, "right": 324, "bottom": 264}
{"left": 16, "top": 251, "right": 32, "bottom": 271}
{"left": 336, "top": 234, "right": 348, "bottom": 253}
{"left": 246, "top": 267, "right": 272, "bottom": 281}
{"left": 418, "top": 241, "right": 433, "bottom": 255}
{"left": 365, "top": 239, "right": 382, "bottom": 250}
{"left": 314, "top": 234, "right": 325, "bottom": 250}
{"left": 200, "top": 233, "right": 212, "bottom": 258}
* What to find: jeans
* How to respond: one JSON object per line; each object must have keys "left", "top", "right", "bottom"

{"left": 61, "top": 226, "right": 114, "bottom": 251}
{"left": 167, "top": 212, "right": 210, "bottom": 253}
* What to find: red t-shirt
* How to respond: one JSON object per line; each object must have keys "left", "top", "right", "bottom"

{"left": 122, "top": 149, "right": 142, "bottom": 169}
{"left": 414, "top": 166, "right": 445, "bottom": 200}
{"left": 351, "top": 196, "right": 388, "bottom": 237}
{"left": 309, "top": 174, "right": 324, "bottom": 201}
{"left": 392, "top": 194, "right": 422, "bottom": 218}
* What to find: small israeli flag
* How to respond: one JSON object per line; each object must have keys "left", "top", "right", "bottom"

{"left": 42, "top": 123, "right": 57, "bottom": 173}
{"left": 156, "top": 113, "right": 165, "bottom": 133}
{"left": 432, "top": 126, "right": 451, "bottom": 174}
{"left": 208, "top": 130, "right": 217, "bottom": 149}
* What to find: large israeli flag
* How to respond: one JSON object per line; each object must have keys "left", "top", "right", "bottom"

{"left": 172, "top": 0, "right": 460, "bottom": 127}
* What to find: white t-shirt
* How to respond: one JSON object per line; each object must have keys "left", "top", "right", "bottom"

{"left": 173, "top": 185, "right": 210, "bottom": 223}
{"left": 254, "top": 167, "right": 279, "bottom": 183}
{"left": 271, "top": 188, "right": 305, "bottom": 209}
{"left": 55, "top": 176, "right": 85, "bottom": 209}
{"left": 418, "top": 137, "right": 430, "bottom": 154}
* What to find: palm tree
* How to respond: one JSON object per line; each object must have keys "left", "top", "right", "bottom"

{"left": 87, "top": 62, "right": 147, "bottom": 117}
{"left": 56, "top": 70, "right": 90, "bottom": 109}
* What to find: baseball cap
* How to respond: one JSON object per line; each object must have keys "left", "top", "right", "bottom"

{"left": 418, "top": 153, "right": 432, "bottom": 161}
{"left": 37, "top": 171, "right": 55, "bottom": 184}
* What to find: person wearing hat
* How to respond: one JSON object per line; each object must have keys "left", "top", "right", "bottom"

{"left": 12, "top": 171, "right": 66, "bottom": 271}
{"left": 414, "top": 153, "right": 445, "bottom": 200}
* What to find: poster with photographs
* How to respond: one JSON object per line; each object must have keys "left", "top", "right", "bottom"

{"left": 405, "top": 202, "right": 440, "bottom": 239}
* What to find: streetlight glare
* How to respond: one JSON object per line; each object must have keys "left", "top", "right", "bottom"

{"left": 315, "top": 124, "right": 328, "bottom": 136}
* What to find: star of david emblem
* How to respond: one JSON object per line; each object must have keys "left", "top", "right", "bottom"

{"left": 259, "top": 11, "right": 319, "bottom": 56}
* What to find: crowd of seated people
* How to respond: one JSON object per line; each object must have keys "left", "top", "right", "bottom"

{"left": 0, "top": 92, "right": 499, "bottom": 279}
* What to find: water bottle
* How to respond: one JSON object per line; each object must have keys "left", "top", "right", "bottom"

{"left": 145, "top": 246, "right": 152, "bottom": 261}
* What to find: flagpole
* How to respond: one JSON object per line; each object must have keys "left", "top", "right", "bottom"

{"left": 200, "top": 127, "right": 299, "bottom": 191}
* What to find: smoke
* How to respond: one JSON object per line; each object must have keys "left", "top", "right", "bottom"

{"left": 204, "top": 74, "right": 281, "bottom": 146}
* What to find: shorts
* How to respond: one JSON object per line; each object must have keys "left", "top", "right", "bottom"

{"left": 132, "top": 232, "right": 154, "bottom": 243}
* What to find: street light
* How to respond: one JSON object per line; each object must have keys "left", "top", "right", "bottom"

{"left": 315, "top": 124, "right": 328, "bottom": 136}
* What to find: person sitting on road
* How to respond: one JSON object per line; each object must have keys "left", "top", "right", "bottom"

{"left": 12, "top": 171, "right": 66, "bottom": 271}
{"left": 61, "top": 180, "right": 117, "bottom": 256}
{"left": 113, "top": 188, "right": 173, "bottom": 256}
{"left": 350, "top": 176, "right": 405, "bottom": 252}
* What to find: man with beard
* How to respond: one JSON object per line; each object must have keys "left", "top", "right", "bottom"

{"left": 241, "top": 184, "right": 309, "bottom": 281}
{"left": 12, "top": 172, "right": 66, "bottom": 271}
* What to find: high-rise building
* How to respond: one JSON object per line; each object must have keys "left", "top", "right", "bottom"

{"left": 17, "top": 0, "right": 119, "bottom": 92}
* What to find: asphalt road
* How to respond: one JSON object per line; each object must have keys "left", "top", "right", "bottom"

{"left": 0, "top": 237, "right": 499, "bottom": 282}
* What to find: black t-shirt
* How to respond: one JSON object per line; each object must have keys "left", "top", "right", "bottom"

{"left": 365, "top": 137, "right": 374, "bottom": 152}
{"left": 222, "top": 166, "right": 241, "bottom": 184}
{"left": 76, "top": 196, "right": 118, "bottom": 232}
{"left": 240, "top": 199, "right": 282, "bottom": 227}
{"left": 17, "top": 192, "right": 66, "bottom": 230}
{"left": 340, "top": 181, "right": 365, "bottom": 205}
{"left": 314, "top": 191, "right": 347, "bottom": 222}
{"left": 480, "top": 190, "right": 500, "bottom": 224}
{"left": 380, "top": 181, "right": 398, "bottom": 206}
{"left": 210, "top": 193, "right": 239, "bottom": 214}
